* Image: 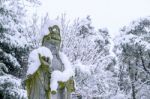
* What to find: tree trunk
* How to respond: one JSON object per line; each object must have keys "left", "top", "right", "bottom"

{"left": 131, "top": 82, "right": 136, "bottom": 99}
{"left": 128, "top": 61, "right": 136, "bottom": 99}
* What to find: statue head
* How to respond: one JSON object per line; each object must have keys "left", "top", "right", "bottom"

{"left": 42, "top": 25, "right": 61, "bottom": 51}
{"left": 49, "top": 25, "right": 60, "bottom": 36}
{"left": 48, "top": 25, "right": 61, "bottom": 42}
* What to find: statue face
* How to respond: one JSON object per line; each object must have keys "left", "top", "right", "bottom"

{"left": 49, "top": 25, "right": 61, "bottom": 41}
{"left": 52, "top": 28, "right": 59, "bottom": 34}
{"left": 51, "top": 25, "right": 60, "bottom": 35}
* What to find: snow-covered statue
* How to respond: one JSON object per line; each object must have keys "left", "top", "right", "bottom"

{"left": 26, "top": 25, "right": 75, "bottom": 99}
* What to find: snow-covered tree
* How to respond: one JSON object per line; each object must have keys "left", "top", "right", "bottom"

{"left": 0, "top": 0, "right": 29, "bottom": 77}
{"left": 0, "top": 0, "right": 40, "bottom": 98}
{"left": 59, "top": 16, "right": 118, "bottom": 98}
{"left": 114, "top": 17, "right": 150, "bottom": 99}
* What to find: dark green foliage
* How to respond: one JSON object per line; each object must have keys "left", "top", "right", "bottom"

{"left": 116, "top": 17, "right": 150, "bottom": 99}
{"left": 0, "top": 0, "right": 37, "bottom": 99}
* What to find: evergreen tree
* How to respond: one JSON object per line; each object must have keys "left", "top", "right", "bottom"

{"left": 0, "top": 0, "right": 40, "bottom": 98}
{"left": 114, "top": 17, "right": 150, "bottom": 99}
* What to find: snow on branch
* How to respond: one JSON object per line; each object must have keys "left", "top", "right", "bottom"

{"left": 74, "top": 60, "right": 91, "bottom": 75}
{"left": 0, "top": 74, "right": 27, "bottom": 98}
{"left": 115, "top": 33, "right": 150, "bottom": 51}
{"left": 0, "top": 49, "right": 21, "bottom": 68}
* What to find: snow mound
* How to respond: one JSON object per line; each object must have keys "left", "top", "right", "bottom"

{"left": 27, "top": 46, "right": 53, "bottom": 75}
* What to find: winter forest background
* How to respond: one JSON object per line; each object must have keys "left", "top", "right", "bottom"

{"left": 1, "top": 0, "right": 150, "bottom": 99}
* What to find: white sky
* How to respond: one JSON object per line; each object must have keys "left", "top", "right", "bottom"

{"left": 37, "top": 0, "right": 150, "bottom": 36}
